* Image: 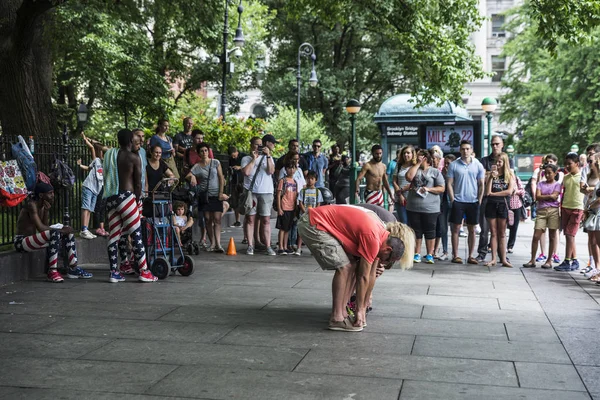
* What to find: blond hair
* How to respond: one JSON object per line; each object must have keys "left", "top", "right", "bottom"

{"left": 385, "top": 221, "right": 416, "bottom": 270}
{"left": 498, "top": 152, "right": 512, "bottom": 182}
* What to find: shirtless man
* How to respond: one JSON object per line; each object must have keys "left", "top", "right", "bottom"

{"left": 355, "top": 145, "right": 393, "bottom": 206}
{"left": 103, "top": 129, "right": 157, "bottom": 283}
{"left": 14, "top": 182, "right": 93, "bottom": 282}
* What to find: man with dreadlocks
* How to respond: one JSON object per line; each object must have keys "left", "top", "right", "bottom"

{"left": 14, "top": 182, "right": 93, "bottom": 282}
{"left": 298, "top": 204, "right": 415, "bottom": 332}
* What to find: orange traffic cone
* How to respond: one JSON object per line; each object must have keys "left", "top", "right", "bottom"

{"left": 226, "top": 237, "right": 237, "bottom": 255}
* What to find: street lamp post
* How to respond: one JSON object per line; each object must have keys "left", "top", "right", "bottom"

{"left": 220, "top": 0, "right": 245, "bottom": 119}
{"left": 296, "top": 43, "right": 318, "bottom": 142}
{"left": 346, "top": 99, "right": 361, "bottom": 204}
{"left": 481, "top": 97, "right": 498, "bottom": 156}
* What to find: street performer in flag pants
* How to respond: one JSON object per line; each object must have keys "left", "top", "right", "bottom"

{"left": 103, "top": 128, "right": 157, "bottom": 283}
{"left": 14, "top": 182, "right": 93, "bottom": 282}
{"left": 355, "top": 144, "right": 393, "bottom": 206}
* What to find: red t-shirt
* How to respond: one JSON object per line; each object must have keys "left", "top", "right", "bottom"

{"left": 308, "top": 205, "right": 389, "bottom": 263}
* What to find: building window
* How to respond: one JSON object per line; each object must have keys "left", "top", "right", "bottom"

{"left": 252, "top": 104, "right": 268, "bottom": 119}
{"left": 491, "top": 14, "right": 506, "bottom": 37}
{"left": 491, "top": 56, "right": 506, "bottom": 82}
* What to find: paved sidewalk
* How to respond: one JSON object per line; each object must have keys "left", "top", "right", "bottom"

{"left": 0, "top": 219, "right": 599, "bottom": 399}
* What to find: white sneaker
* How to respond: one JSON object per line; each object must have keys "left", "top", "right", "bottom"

{"left": 80, "top": 230, "right": 96, "bottom": 240}
{"left": 439, "top": 253, "right": 449, "bottom": 261}
{"left": 459, "top": 230, "right": 467, "bottom": 237}
{"left": 584, "top": 268, "right": 600, "bottom": 279}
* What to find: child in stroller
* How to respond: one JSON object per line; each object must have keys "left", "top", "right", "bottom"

{"left": 172, "top": 201, "right": 197, "bottom": 254}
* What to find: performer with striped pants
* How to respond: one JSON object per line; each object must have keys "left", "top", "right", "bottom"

{"left": 103, "top": 129, "right": 157, "bottom": 283}
{"left": 355, "top": 145, "right": 393, "bottom": 206}
{"left": 14, "top": 182, "right": 92, "bottom": 282}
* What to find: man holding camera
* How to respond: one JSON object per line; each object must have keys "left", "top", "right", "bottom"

{"left": 241, "top": 136, "right": 276, "bottom": 255}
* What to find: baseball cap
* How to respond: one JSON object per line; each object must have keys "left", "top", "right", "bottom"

{"left": 262, "top": 134, "right": 279, "bottom": 144}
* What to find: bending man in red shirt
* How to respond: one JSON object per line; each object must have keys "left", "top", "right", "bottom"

{"left": 298, "top": 205, "right": 415, "bottom": 331}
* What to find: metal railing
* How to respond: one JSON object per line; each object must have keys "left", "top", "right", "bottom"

{"left": 0, "top": 135, "right": 230, "bottom": 247}
{"left": 0, "top": 134, "right": 116, "bottom": 246}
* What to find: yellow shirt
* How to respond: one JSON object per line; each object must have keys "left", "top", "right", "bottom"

{"left": 562, "top": 172, "right": 584, "bottom": 210}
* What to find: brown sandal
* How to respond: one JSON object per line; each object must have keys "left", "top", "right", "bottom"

{"left": 451, "top": 256, "right": 463, "bottom": 264}
{"left": 468, "top": 257, "right": 479, "bottom": 265}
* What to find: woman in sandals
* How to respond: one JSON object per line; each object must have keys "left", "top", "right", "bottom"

{"left": 405, "top": 149, "right": 445, "bottom": 264}
{"left": 484, "top": 152, "right": 513, "bottom": 267}
{"left": 186, "top": 143, "right": 229, "bottom": 253}
{"left": 523, "top": 164, "right": 561, "bottom": 269}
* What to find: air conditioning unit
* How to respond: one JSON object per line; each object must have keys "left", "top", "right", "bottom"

{"left": 492, "top": 32, "right": 506, "bottom": 38}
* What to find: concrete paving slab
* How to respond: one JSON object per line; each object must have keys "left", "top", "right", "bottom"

{"left": 263, "top": 297, "right": 424, "bottom": 318}
{"left": 216, "top": 324, "right": 415, "bottom": 354}
{"left": 498, "top": 298, "right": 544, "bottom": 312}
{"left": 295, "top": 351, "right": 518, "bottom": 386}
{"left": 360, "top": 316, "right": 508, "bottom": 340}
{"left": 412, "top": 336, "right": 571, "bottom": 363}
{"left": 0, "top": 357, "right": 177, "bottom": 393}
{"left": 399, "top": 380, "right": 591, "bottom": 400}
{"left": 576, "top": 366, "right": 600, "bottom": 394}
{"left": 0, "top": 313, "right": 58, "bottom": 333}
{"left": 545, "top": 309, "right": 600, "bottom": 330}
{"left": 0, "top": 299, "right": 178, "bottom": 321}
{"left": 516, "top": 362, "right": 587, "bottom": 391}
{"left": 554, "top": 327, "right": 600, "bottom": 366}
{"left": 82, "top": 338, "right": 308, "bottom": 371}
{"left": 428, "top": 286, "right": 537, "bottom": 300}
{"left": 505, "top": 322, "right": 561, "bottom": 342}
{"left": 0, "top": 387, "right": 192, "bottom": 399}
{"left": 156, "top": 305, "right": 329, "bottom": 325}
{"left": 0, "top": 332, "right": 111, "bottom": 360}
{"left": 35, "top": 317, "right": 236, "bottom": 343}
{"left": 422, "top": 305, "right": 550, "bottom": 325}
{"left": 147, "top": 367, "right": 403, "bottom": 399}
{"left": 375, "top": 294, "right": 501, "bottom": 310}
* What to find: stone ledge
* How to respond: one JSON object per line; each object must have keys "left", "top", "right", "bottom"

{"left": 0, "top": 211, "right": 238, "bottom": 286}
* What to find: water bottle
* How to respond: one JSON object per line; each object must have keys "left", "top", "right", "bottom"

{"left": 28, "top": 136, "right": 34, "bottom": 154}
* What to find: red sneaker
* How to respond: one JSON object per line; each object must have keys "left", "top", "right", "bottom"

{"left": 47, "top": 269, "right": 64, "bottom": 283}
{"left": 119, "top": 261, "right": 135, "bottom": 275}
{"left": 138, "top": 269, "right": 158, "bottom": 282}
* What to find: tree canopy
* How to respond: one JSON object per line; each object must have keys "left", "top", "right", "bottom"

{"left": 500, "top": 3, "right": 600, "bottom": 155}
{"left": 260, "top": 0, "right": 486, "bottom": 145}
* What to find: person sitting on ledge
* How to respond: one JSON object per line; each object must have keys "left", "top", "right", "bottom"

{"left": 14, "top": 182, "right": 93, "bottom": 282}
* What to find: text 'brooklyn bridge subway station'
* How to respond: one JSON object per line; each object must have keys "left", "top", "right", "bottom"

{"left": 374, "top": 94, "right": 483, "bottom": 164}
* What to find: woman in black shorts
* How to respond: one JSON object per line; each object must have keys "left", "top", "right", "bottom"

{"left": 186, "top": 143, "right": 229, "bottom": 252}
{"left": 484, "top": 152, "right": 514, "bottom": 267}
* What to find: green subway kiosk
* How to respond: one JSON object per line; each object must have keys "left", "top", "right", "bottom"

{"left": 374, "top": 94, "right": 483, "bottom": 165}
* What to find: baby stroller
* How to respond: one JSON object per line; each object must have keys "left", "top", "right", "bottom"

{"left": 142, "top": 177, "right": 194, "bottom": 279}
{"left": 172, "top": 183, "right": 200, "bottom": 255}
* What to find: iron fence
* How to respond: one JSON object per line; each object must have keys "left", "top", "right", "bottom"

{"left": 0, "top": 134, "right": 230, "bottom": 247}
{"left": 0, "top": 134, "right": 116, "bottom": 246}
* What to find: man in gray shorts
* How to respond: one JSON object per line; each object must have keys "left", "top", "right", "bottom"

{"left": 241, "top": 136, "right": 276, "bottom": 256}
{"left": 298, "top": 205, "right": 414, "bottom": 332}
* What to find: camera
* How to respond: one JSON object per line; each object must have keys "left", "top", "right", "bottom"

{"left": 257, "top": 145, "right": 264, "bottom": 153}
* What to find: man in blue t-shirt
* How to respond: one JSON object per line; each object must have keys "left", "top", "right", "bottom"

{"left": 302, "top": 139, "right": 329, "bottom": 188}
{"left": 446, "top": 140, "right": 485, "bottom": 265}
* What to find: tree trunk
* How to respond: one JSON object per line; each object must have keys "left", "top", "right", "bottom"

{"left": 0, "top": 0, "right": 63, "bottom": 138}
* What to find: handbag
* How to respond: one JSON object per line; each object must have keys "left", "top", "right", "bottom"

{"left": 237, "top": 155, "right": 265, "bottom": 215}
{"left": 504, "top": 198, "right": 515, "bottom": 226}
{"left": 584, "top": 209, "right": 598, "bottom": 231}
{"left": 198, "top": 160, "right": 212, "bottom": 205}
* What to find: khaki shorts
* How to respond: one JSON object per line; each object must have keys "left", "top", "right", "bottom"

{"left": 297, "top": 213, "right": 351, "bottom": 270}
{"left": 535, "top": 207, "right": 560, "bottom": 231}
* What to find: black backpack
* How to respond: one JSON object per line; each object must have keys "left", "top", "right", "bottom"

{"left": 522, "top": 177, "right": 534, "bottom": 208}
{"left": 50, "top": 157, "right": 75, "bottom": 188}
